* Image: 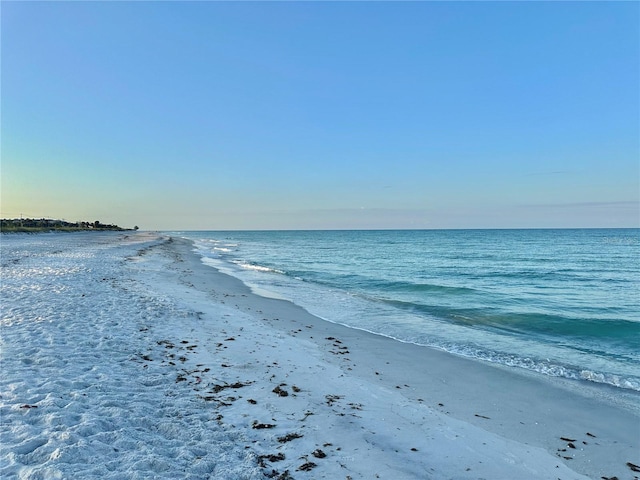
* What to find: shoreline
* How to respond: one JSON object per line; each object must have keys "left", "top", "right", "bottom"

{"left": 143, "top": 236, "right": 638, "bottom": 479}
{"left": 2, "top": 231, "right": 637, "bottom": 479}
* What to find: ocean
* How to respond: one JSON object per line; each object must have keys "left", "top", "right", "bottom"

{"left": 177, "top": 229, "right": 640, "bottom": 393}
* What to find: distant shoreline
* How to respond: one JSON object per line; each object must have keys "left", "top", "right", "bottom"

{"left": 0, "top": 227, "right": 132, "bottom": 234}
{"left": 0, "top": 218, "right": 136, "bottom": 233}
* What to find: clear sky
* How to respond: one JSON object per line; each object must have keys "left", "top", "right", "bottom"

{"left": 2, "top": 1, "right": 638, "bottom": 230}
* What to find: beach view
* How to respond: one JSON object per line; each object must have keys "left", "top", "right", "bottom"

{"left": 2, "top": 2, "right": 638, "bottom": 479}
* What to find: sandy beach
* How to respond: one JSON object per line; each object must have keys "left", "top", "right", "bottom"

{"left": 2, "top": 233, "right": 638, "bottom": 479}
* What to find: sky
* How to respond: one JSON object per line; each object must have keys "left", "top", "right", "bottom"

{"left": 2, "top": 1, "right": 638, "bottom": 230}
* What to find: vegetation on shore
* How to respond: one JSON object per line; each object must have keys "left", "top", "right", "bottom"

{"left": 1, "top": 218, "right": 138, "bottom": 233}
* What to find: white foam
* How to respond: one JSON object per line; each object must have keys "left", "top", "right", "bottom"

{"left": 232, "top": 260, "right": 284, "bottom": 274}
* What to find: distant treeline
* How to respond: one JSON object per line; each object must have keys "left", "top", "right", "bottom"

{"left": 0, "top": 218, "right": 137, "bottom": 233}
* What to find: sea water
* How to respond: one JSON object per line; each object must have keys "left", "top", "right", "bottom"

{"left": 177, "top": 229, "right": 640, "bottom": 393}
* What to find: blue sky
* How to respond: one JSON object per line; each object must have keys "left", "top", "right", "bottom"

{"left": 2, "top": 1, "right": 638, "bottom": 230}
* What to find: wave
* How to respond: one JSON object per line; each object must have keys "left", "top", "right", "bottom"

{"left": 373, "top": 296, "right": 639, "bottom": 340}
{"left": 231, "top": 261, "right": 285, "bottom": 275}
{"left": 272, "top": 274, "right": 480, "bottom": 298}
{"left": 335, "top": 322, "right": 640, "bottom": 393}
{"left": 579, "top": 369, "right": 640, "bottom": 391}
{"left": 369, "top": 330, "right": 640, "bottom": 392}
{"left": 463, "top": 348, "right": 640, "bottom": 392}
{"left": 371, "top": 279, "right": 478, "bottom": 296}
{"left": 467, "top": 313, "right": 640, "bottom": 342}
{"left": 461, "top": 348, "right": 640, "bottom": 392}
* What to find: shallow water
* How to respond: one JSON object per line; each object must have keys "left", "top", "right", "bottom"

{"left": 178, "top": 229, "right": 640, "bottom": 392}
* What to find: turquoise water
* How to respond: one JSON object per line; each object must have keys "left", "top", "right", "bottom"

{"left": 177, "top": 229, "right": 640, "bottom": 392}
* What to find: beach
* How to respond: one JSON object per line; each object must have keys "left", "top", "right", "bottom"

{"left": 1, "top": 233, "right": 638, "bottom": 479}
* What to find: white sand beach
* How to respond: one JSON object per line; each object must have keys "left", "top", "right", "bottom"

{"left": 1, "top": 233, "right": 638, "bottom": 479}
